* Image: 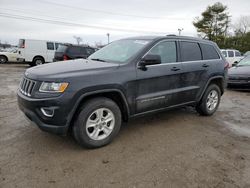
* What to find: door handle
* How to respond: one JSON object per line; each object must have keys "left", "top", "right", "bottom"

{"left": 202, "top": 64, "right": 209, "bottom": 68}
{"left": 171, "top": 67, "right": 180, "bottom": 71}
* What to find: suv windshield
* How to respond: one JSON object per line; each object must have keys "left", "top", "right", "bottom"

{"left": 88, "top": 39, "right": 151, "bottom": 63}
{"left": 237, "top": 56, "right": 250, "bottom": 66}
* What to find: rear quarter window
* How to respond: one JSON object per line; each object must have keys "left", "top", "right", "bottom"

{"left": 235, "top": 51, "right": 241, "bottom": 57}
{"left": 200, "top": 43, "right": 220, "bottom": 60}
{"left": 180, "top": 41, "right": 202, "bottom": 61}
{"left": 56, "top": 45, "right": 67, "bottom": 52}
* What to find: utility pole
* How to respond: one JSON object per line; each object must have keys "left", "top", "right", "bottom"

{"left": 178, "top": 28, "right": 184, "bottom": 36}
{"left": 107, "top": 33, "right": 110, "bottom": 44}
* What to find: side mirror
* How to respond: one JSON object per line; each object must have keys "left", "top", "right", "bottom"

{"left": 138, "top": 54, "right": 161, "bottom": 70}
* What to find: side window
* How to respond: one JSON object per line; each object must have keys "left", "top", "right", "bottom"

{"left": 180, "top": 41, "right": 202, "bottom": 61}
{"left": 235, "top": 51, "right": 241, "bottom": 57}
{"left": 68, "top": 47, "right": 82, "bottom": 55}
{"left": 200, "top": 43, "right": 220, "bottom": 60}
{"left": 86, "top": 48, "right": 95, "bottom": 55}
{"left": 221, "top": 50, "right": 227, "bottom": 57}
{"left": 228, "top": 51, "right": 234, "bottom": 57}
{"left": 147, "top": 41, "right": 177, "bottom": 64}
{"left": 80, "top": 47, "right": 87, "bottom": 54}
{"left": 55, "top": 43, "right": 61, "bottom": 50}
{"left": 47, "top": 42, "right": 54, "bottom": 50}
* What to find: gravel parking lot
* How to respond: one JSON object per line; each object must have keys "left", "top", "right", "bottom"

{"left": 0, "top": 64, "right": 250, "bottom": 188}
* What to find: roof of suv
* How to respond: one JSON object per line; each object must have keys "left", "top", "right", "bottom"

{"left": 123, "top": 35, "right": 216, "bottom": 45}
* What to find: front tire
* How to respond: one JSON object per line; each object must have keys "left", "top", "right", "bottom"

{"left": 73, "top": 97, "right": 122, "bottom": 148}
{"left": 196, "top": 84, "right": 221, "bottom": 116}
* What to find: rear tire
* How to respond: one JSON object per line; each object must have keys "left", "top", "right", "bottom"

{"left": 31, "top": 57, "right": 44, "bottom": 66}
{"left": 0, "top": 56, "right": 7, "bottom": 63}
{"left": 73, "top": 97, "right": 122, "bottom": 148}
{"left": 196, "top": 84, "right": 221, "bottom": 116}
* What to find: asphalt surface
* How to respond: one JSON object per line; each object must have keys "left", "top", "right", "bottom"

{"left": 0, "top": 64, "right": 250, "bottom": 188}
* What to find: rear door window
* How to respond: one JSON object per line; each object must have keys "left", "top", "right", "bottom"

{"left": 200, "top": 43, "right": 220, "bottom": 60}
{"left": 180, "top": 41, "right": 202, "bottom": 61}
{"left": 228, "top": 51, "right": 234, "bottom": 57}
{"left": 47, "top": 42, "right": 54, "bottom": 50}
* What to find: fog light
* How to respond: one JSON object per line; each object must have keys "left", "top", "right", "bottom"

{"left": 41, "top": 107, "right": 54, "bottom": 117}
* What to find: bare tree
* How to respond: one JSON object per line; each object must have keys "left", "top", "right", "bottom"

{"left": 233, "top": 16, "right": 250, "bottom": 36}
{"left": 73, "top": 36, "right": 83, "bottom": 45}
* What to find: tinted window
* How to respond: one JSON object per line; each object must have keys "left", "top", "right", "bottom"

{"left": 47, "top": 42, "right": 54, "bottom": 50}
{"left": 180, "top": 42, "right": 202, "bottom": 61}
{"left": 221, "top": 50, "right": 227, "bottom": 57}
{"left": 148, "top": 41, "right": 177, "bottom": 64}
{"left": 200, "top": 43, "right": 220, "bottom": 60}
{"left": 228, "top": 51, "right": 234, "bottom": 57}
{"left": 68, "top": 46, "right": 83, "bottom": 55}
{"left": 235, "top": 51, "right": 241, "bottom": 57}
{"left": 86, "top": 48, "right": 95, "bottom": 55}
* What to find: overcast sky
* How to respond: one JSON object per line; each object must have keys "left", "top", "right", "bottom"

{"left": 0, "top": 0, "right": 249, "bottom": 46}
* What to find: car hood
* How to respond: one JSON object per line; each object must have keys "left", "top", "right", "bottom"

{"left": 0, "top": 52, "right": 12, "bottom": 55}
{"left": 25, "top": 59, "right": 120, "bottom": 80}
{"left": 228, "top": 66, "right": 250, "bottom": 76}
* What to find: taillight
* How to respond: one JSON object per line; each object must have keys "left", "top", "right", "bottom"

{"left": 224, "top": 61, "right": 229, "bottom": 69}
{"left": 63, "top": 55, "right": 69, "bottom": 61}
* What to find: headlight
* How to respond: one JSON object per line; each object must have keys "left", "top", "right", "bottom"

{"left": 39, "top": 82, "right": 69, "bottom": 93}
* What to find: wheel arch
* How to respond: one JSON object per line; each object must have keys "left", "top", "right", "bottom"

{"left": 32, "top": 55, "right": 45, "bottom": 63}
{"left": 68, "top": 89, "right": 130, "bottom": 130}
{"left": 0, "top": 55, "right": 8, "bottom": 62}
{"left": 199, "top": 76, "right": 225, "bottom": 101}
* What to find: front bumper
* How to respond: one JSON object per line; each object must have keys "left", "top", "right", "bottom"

{"left": 17, "top": 90, "right": 70, "bottom": 135}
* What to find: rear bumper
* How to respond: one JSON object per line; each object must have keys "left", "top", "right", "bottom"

{"left": 17, "top": 90, "right": 70, "bottom": 135}
{"left": 227, "top": 81, "right": 250, "bottom": 90}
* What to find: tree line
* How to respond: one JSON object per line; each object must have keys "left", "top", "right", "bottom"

{"left": 193, "top": 2, "right": 250, "bottom": 53}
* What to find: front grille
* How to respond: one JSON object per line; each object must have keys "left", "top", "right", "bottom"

{"left": 19, "top": 77, "right": 36, "bottom": 97}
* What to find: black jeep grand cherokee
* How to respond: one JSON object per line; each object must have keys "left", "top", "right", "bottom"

{"left": 18, "top": 36, "right": 228, "bottom": 148}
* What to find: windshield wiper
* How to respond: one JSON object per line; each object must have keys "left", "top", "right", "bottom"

{"left": 90, "top": 58, "right": 106, "bottom": 62}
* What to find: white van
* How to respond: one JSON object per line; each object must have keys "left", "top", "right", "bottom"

{"left": 18, "top": 39, "right": 64, "bottom": 66}
{"left": 220, "top": 49, "right": 244, "bottom": 67}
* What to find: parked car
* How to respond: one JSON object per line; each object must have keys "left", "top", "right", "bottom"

{"left": 244, "top": 51, "right": 250, "bottom": 56}
{"left": 17, "top": 39, "right": 64, "bottom": 66}
{"left": 0, "top": 48, "right": 19, "bottom": 63}
{"left": 228, "top": 55, "right": 250, "bottom": 89}
{"left": 53, "top": 44, "right": 96, "bottom": 62}
{"left": 17, "top": 36, "right": 228, "bottom": 148}
{"left": 221, "top": 49, "right": 244, "bottom": 67}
